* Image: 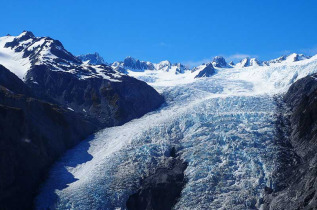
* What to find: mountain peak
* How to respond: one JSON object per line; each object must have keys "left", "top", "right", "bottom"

{"left": 158, "top": 60, "right": 171, "bottom": 66}
{"left": 18, "top": 31, "right": 35, "bottom": 39}
{"left": 77, "top": 52, "right": 106, "bottom": 65}
{"left": 212, "top": 56, "right": 227, "bottom": 67}
{"left": 120, "top": 56, "right": 155, "bottom": 71}
{"left": 249, "top": 58, "right": 261, "bottom": 66}
{"left": 195, "top": 63, "right": 216, "bottom": 78}
{"left": 235, "top": 57, "right": 263, "bottom": 67}
{"left": 238, "top": 57, "right": 251, "bottom": 67}
{"left": 286, "top": 53, "right": 310, "bottom": 62}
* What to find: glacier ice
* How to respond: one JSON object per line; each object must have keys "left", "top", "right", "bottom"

{"left": 36, "top": 56, "right": 317, "bottom": 209}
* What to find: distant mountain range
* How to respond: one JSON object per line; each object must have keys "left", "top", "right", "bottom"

{"left": 77, "top": 51, "right": 312, "bottom": 79}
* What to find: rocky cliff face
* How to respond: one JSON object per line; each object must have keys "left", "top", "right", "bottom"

{"left": 194, "top": 63, "right": 216, "bottom": 78}
{"left": 0, "top": 65, "right": 100, "bottom": 210}
{"left": 25, "top": 65, "right": 164, "bottom": 127}
{"left": 263, "top": 73, "right": 317, "bottom": 209}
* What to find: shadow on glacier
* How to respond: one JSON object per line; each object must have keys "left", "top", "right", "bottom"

{"left": 36, "top": 135, "right": 95, "bottom": 207}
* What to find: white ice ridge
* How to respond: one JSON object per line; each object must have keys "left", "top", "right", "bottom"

{"left": 36, "top": 55, "right": 317, "bottom": 209}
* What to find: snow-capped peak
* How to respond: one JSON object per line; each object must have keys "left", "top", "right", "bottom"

{"left": 286, "top": 53, "right": 310, "bottom": 62}
{"left": 77, "top": 52, "right": 106, "bottom": 65}
{"left": 0, "top": 31, "right": 123, "bottom": 82}
{"left": 110, "top": 57, "right": 189, "bottom": 74}
{"left": 156, "top": 60, "right": 171, "bottom": 71}
{"left": 212, "top": 56, "right": 228, "bottom": 68}
{"left": 249, "top": 58, "right": 261, "bottom": 66}
{"left": 17, "top": 30, "right": 35, "bottom": 40}
{"left": 236, "top": 57, "right": 251, "bottom": 68}
{"left": 235, "top": 57, "right": 262, "bottom": 68}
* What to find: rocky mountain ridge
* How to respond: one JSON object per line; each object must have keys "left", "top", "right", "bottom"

{"left": 0, "top": 31, "right": 164, "bottom": 126}
{"left": 77, "top": 53, "right": 314, "bottom": 81}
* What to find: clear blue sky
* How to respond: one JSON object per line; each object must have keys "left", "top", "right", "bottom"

{"left": 1, "top": 0, "right": 317, "bottom": 65}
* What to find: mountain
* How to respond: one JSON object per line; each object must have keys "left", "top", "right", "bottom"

{"left": 235, "top": 57, "right": 261, "bottom": 67}
{"left": 0, "top": 31, "right": 164, "bottom": 209}
{"left": 0, "top": 31, "right": 164, "bottom": 126}
{"left": 212, "top": 56, "right": 228, "bottom": 68}
{"left": 192, "top": 63, "right": 216, "bottom": 78}
{"left": 154, "top": 60, "right": 189, "bottom": 74}
{"left": 77, "top": 52, "right": 106, "bottom": 65}
{"left": 111, "top": 56, "right": 155, "bottom": 73}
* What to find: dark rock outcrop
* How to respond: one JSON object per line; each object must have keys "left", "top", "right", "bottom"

{"left": 0, "top": 65, "right": 99, "bottom": 210}
{"left": 263, "top": 73, "right": 317, "bottom": 209}
{"left": 195, "top": 63, "right": 216, "bottom": 78}
{"left": 126, "top": 149, "right": 187, "bottom": 210}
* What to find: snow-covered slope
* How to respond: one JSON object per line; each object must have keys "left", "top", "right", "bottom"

{"left": 36, "top": 54, "right": 317, "bottom": 209}
{"left": 0, "top": 31, "right": 123, "bottom": 82}
{"left": 0, "top": 34, "right": 32, "bottom": 79}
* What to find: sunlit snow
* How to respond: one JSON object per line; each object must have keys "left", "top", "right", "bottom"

{"left": 0, "top": 36, "right": 31, "bottom": 80}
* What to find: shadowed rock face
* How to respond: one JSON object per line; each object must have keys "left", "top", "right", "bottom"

{"left": 195, "top": 63, "right": 216, "bottom": 78}
{"left": 126, "top": 150, "right": 187, "bottom": 210}
{"left": 263, "top": 73, "right": 317, "bottom": 209}
{"left": 25, "top": 65, "right": 164, "bottom": 127}
{"left": 0, "top": 65, "right": 99, "bottom": 210}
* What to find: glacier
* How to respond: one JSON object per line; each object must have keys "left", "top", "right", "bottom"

{"left": 36, "top": 55, "right": 317, "bottom": 209}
